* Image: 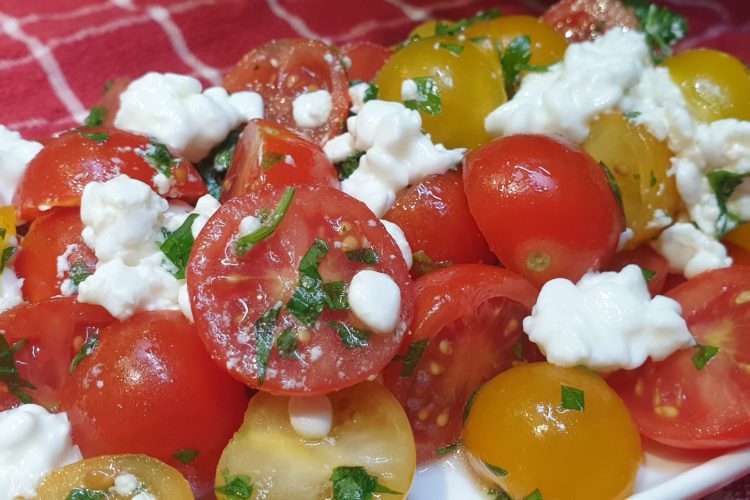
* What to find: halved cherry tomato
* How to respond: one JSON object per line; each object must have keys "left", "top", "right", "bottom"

{"left": 220, "top": 119, "right": 339, "bottom": 202}
{"left": 188, "top": 186, "right": 413, "bottom": 395}
{"left": 91, "top": 77, "right": 132, "bottom": 128}
{"left": 541, "top": 0, "right": 638, "bottom": 42}
{"left": 224, "top": 39, "right": 349, "bottom": 145}
{"left": 340, "top": 41, "right": 392, "bottom": 83}
{"left": 60, "top": 311, "right": 248, "bottom": 497}
{"left": 462, "top": 134, "right": 623, "bottom": 287}
{"left": 0, "top": 297, "right": 115, "bottom": 411}
{"left": 382, "top": 264, "right": 537, "bottom": 461}
{"left": 14, "top": 207, "right": 96, "bottom": 302}
{"left": 12, "top": 127, "right": 206, "bottom": 223}
{"left": 608, "top": 266, "right": 750, "bottom": 449}
{"left": 607, "top": 245, "right": 668, "bottom": 296}
{"left": 383, "top": 171, "right": 495, "bottom": 274}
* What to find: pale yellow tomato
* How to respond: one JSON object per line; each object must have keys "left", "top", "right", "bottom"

{"left": 666, "top": 49, "right": 750, "bottom": 122}
{"left": 463, "top": 363, "right": 641, "bottom": 500}
{"left": 583, "top": 112, "right": 680, "bottom": 248}
{"left": 0, "top": 205, "right": 16, "bottom": 252}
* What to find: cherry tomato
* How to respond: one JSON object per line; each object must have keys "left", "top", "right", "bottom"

{"left": 375, "top": 36, "right": 506, "bottom": 149}
{"left": 12, "top": 127, "right": 206, "bottom": 223}
{"left": 725, "top": 223, "right": 750, "bottom": 253}
{"left": 188, "top": 186, "right": 413, "bottom": 395}
{"left": 91, "top": 77, "right": 131, "bottom": 128}
{"left": 609, "top": 266, "right": 750, "bottom": 449}
{"left": 464, "top": 363, "right": 640, "bottom": 499}
{"left": 0, "top": 297, "right": 115, "bottom": 411}
{"left": 61, "top": 311, "right": 248, "bottom": 497}
{"left": 340, "top": 41, "right": 392, "bottom": 83}
{"left": 217, "top": 382, "right": 415, "bottom": 499}
{"left": 666, "top": 49, "right": 750, "bottom": 122}
{"left": 463, "top": 134, "right": 623, "bottom": 287}
{"left": 383, "top": 171, "right": 495, "bottom": 274}
{"left": 606, "top": 245, "right": 668, "bottom": 296}
{"left": 0, "top": 206, "right": 16, "bottom": 252}
{"left": 382, "top": 264, "right": 537, "bottom": 461}
{"left": 14, "top": 207, "right": 96, "bottom": 302}
{"left": 220, "top": 119, "right": 339, "bottom": 202}
{"left": 541, "top": 0, "right": 639, "bottom": 42}
{"left": 224, "top": 39, "right": 349, "bottom": 146}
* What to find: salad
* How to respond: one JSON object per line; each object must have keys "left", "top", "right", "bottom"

{"left": 1, "top": 0, "right": 749, "bottom": 499}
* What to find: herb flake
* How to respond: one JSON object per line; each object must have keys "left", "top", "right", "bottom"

{"left": 286, "top": 239, "right": 331, "bottom": 327}
{"left": 337, "top": 152, "right": 364, "bottom": 180}
{"left": 641, "top": 268, "right": 656, "bottom": 282}
{"left": 625, "top": 0, "right": 688, "bottom": 62}
{"left": 501, "top": 35, "right": 549, "bottom": 96}
{"left": 138, "top": 139, "right": 180, "bottom": 177}
{"left": 66, "top": 489, "right": 108, "bottom": 500}
{"left": 215, "top": 469, "right": 253, "bottom": 500}
{"left": 463, "top": 386, "right": 480, "bottom": 422}
{"left": 172, "top": 448, "right": 200, "bottom": 464}
{"left": 69, "top": 330, "right": 99, "bottom": 374}
{"left": 0, "top": 336, "right": 34, "bottom": 404}
{"left": 83, "top": 107, "right": 107, "bottom": 127}
{"left": 707, "top": 170, "right": 749, "bottom": 237}
{"left": 524, "top": 489, "right": 543, "bottom": 500}
{"left": 68, "top": 261, "right": 93, "bottom": 286}
{"left": 276, "top": 328, "right": 298, "bottom": 359}
{"left": 0, "top": 246, "right": 15, "bottom": 274}
{"left": 394, "top": 338, "right": 429, "bottom": 377}
{"left": 435, "top": 440, "right": 461, "bottom": 456}
{"left": 330, "top": 321, "right": 372, "bottom": 349}
{"left": 160, "top": 213, "right": 198, "bottom": 279}
{"left": 484, "top": 462, "right": 509, "bottom": 477}
{"left": 236, "top": 187, "right": 296, "bottom": 256}
{"left": 330, "top": 466, "right": 401, "bottom": 500}
{"left": 489, "top": 488, "right": 513, "bottom": 500}
{"left": 692, "top": 344, "right": 719, "bottom": 371}
{"left": 411, "top": 250, "right": 451, "bottom": 277}
{"left": 561, "top": 385, "right": 585, "bottom": 412}
{"left": 322, "top": 281, "right": 349, "bottom": 311}
{"left": 346, "top": 248, "right": 380, "bottom": 265}
{"left": 253, "top": 304, "right": 281, "bottom": 385}
{"left": 438, "top": 42, "right": 464, "bottom": 56}
{"left": 403, "top": 76, "right": 442, "bottom": 116}
{"left": 364, "top": 83, "right": 379, "bottom": 102}
{"left": 80, "top": 132, "right": 109, "bottom": 143}
{"left": 261, "top": 151, "right": 284, "bottom": 170}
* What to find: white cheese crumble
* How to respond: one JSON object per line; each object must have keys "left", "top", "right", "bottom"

{"left": 292, "top": 90, "right": 333, "bottom": 129}
{"left": 348, "top": 82, "right": 370, "bottom": 114}
{"left": 112, "top": 473, "right": 141, "bottom": 496}
{"left": 653, "top": 222, "right": 732, "bottom": 278}
{"left": 380, "top": 219, "right": 413, "bottom": 268}
{"left": 0, "top": 267, "right": 24, "bottom": 314}
{"left": 323, "top": 132, "right": 356, "bottom": 164}
{"left": 523, "top": 264, "right": 695, "bottom": 371}
{"left": 0, "top": 404, "right": 82, "bottom": 500}
{"left": 348, "top": 269, "right": 401, "bottom": 333}
{"left": 0, "top": 125, "right": 42, "bottom": 206}
{"left": 238, "top": 215, "right": 262, "bottom": 237}
{"left": 287, "top": 394, "right": 333, "bottom": 439}
{"left": 115, "top": 72, "right": 263, "bottom": 162}
{"left": 400, "top": 79, "right": 418, "bottom": 101}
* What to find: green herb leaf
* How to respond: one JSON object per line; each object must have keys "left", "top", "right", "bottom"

{"left": 512, "top": 338, "right": 524, "bottom": 360}
{"left": 435, "top": 440, "right": 462, "bottom": 456}
{"left": 0, "top": 246, "right": 15, "bottom": 274}
{"left": 437, "top": 42, "right": 464, "bottom": 56}
{"left": 641, "top": 268, "right": 656, "bottom": 282}
{"left": 346, "top": 248, "right": 380, "bottom": 265}
{"left": 66, "top": 488, "right": 108, "bottom": 500}
{"left": 394, "top": 34, "right": 421, "bottom": 51}
{"left": 524, "top": 489, "right": 543, "bottom": 500}
{"left": 337, "top": 152, "right": 364, "bottom": 180}
{"left": 160, "top": 213, "right": 198, "bottom": 279}
{"left": 69, "top": 330, "right": 99, "bottom": 374}
{"left": 0, "top": 336, "right": 35, "bottom": 404}
{"left": 707, "top": 170, "right": 750, "bottom": 237}
{"left": 286, "top": 239, "right": 330, "bottom": 327}
{"left": 624, "top": 111, "right": 641, "bottom": 122}
{"left": 411, "top": 250, "right": 451, "bottom": 277}
{"left": 172, "top": 448, "right": 200, "bottom": 464}
{"left": 463, "top": 386, "right": 480, "bottom": 423}
{"left": 329, "top": 321, "right": 372, "bottom": 349}
{"left": 137, "top": 139, "right": 180, "bottom": 177}
{"left": 561, "top": 385, "right": 585, "bottom": 412}
{"left": 650, "top": 170, "right": 658, "bottom": 187}
{"left": 501, "top": 35, "right": 550, "bottom": 96}
{"left": 322, "top": 281, "right": 349, "bottom": 311}
{"left": 489, "top": 487, "right": 513, "bottom": 500}
{"left": 330, "top": 466, "right": 401, "bottom": 500}
{"left": 80, "top": 132, "right": 109, "bottom": 143}
{"left": 215, "top": 469, "right": 253, "bottom": 500}
{"left": 253, "top": 304, "right": 281, "bottom": 385}
{"left": 600, "top": 161, "right": 625, "bottom": 218}
{"left": 68, "top": 261, "right": 93, "bottom": 286}
{"left": 0, "top": 228, "right": 5, "bottom": 240}
{"left": 625, "top": 1, "right": 688, "bottom": 62}
{"left": 236, "top": 187, "right": 296, "bottom": 256}
{"left": 276, "top": 328, "right": 298, "bottom": 359}
{"left": 394, "top": 338, "right": 429, "bottom": 377}
{"left": 261, "top": 151, "right": 285, "bottom": 170}
{"left": 83, "top": 107, "right": 107, "bottom": 127}
{"left": 403, "top": 76, "right": 442, "bottom": 116}
{"left": 364, "top": 83, "right": 379, "bottom": 102}
{"left": 213, "top": 129, "right": 240, "bottom": 172}
{"left": 484, "top": 462, "right": 509, "bottom": 477}
{"left": 692, "top": 344, "right": 719, "bottom": 371}
{"left": 434, "top": 8, "right": 501, "bottom": 36}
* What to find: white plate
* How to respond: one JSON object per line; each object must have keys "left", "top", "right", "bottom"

{"left": 408, "top": 440, "right": 750, "bottom": 499}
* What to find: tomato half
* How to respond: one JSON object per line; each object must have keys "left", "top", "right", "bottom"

{"left": 224, "top": 39, "right": 349, "bottom": 145}
{"left": 608, "top": 266, "right": 750, "bottom": 449}
{"left": 60, "top": 311, "right": 248, "bottom": 497}
{"left": 91, "top": 77, "right": 131, "bottom": 128}
{"left": 0, "top": 297, "right": 115, "bottom": 411}
{"left": 462, "top": 134, "right": 623, "bottom": 287}
{"left": 188, "top": 186, "right": 413, "bottom": 395}
{"left": 382, "top": 264, "right": 537, "bottom": 462}
{"left": 220, "top": 119, "right": 339, "bottom": 202}
{"left": 340, "top": 41, "right": 392, "bottom": 83}
{"left": 541, "top": 0, "right": 638, "bottom": 42}
{"left": 606, "top": 245, "right": 669, "bottom": 296}
{"left": 14, "top": 207, "right": 96, "bottom": 302}
{"left": 12, "top": 127, "right": 206, "bottom": 223}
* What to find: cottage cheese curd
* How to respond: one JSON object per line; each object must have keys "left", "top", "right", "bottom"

{"left": 0, "top": 125, "right": 42, "bottom": 206}
{"left": 348, "top": 269, "right": 401, "bottom": 333}
{"left": 292, "top": 90, "right": 333, "bottom": 129}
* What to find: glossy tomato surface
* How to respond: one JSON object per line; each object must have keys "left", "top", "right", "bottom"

{"left": 340, "top": 41, "right": 392, "bottom": 83}
{"left": 541, "top": 0, "right": 638, "bottom": 42}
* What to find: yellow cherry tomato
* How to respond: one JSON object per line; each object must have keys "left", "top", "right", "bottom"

{"left": 376, "top": 36, "right": 506, "bottom": 149}
{"left": 725, "top": 223, "right": 750, "bottom": 251}
{"left": 666, "top": 48, "right": 750, "bottom": 122}
{"left": 583, "top": 112, "right": 680, "bottom": 248}
{"left": 464, "top": 15, "right": 567, "bottom": 66}
{"left": 463, "top": 363, "right": 641, "bottom": 500}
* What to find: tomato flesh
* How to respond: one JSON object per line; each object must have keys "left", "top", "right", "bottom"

{"left": 606, "top": 245, "right": 669, "bottom": 296}
{"left": 541, "top": 0, "right": 638, "bottom": 42}
{"left": 340, "top": 41, "right": 392, "bottom": 83}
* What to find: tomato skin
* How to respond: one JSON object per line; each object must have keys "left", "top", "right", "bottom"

{"left": 608, "top": 266, "right": 750, "bottom": 449}
{"left": 14, "top": 207, "right": 96, "bottom": 302}
{"left": 340, "top": 41, "right": 392, "bottom": 83}
{"left": 12, "top": 127, "right": 206, "bottom": 223}
{"left": 383, "top": 264, "right": 537, "bottom": 462}
{"left": 220, "top": 119, "right": 339, "bottom": 202}
{"left": 92, "top": 78, "right": 131, "bottom": 127}
{"left": 607, "top": 245, "right": 668, "bottom": 296}
{"left": 541, "top": 0, "right": 639, "bottom": 42}
{"left": 0, "top": 297, "right": 115, "bottom": 411}
{"left": 60, "top": 311, "right": 248, "bottom": 497}
{"left": 224, "top": 39, "right": 349, "bottom": 146}
{"left": 462, "top": 134, "right": 623, "bottom": 287}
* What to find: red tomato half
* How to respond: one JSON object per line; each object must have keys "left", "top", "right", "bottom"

{"left": 607, "top": 245, "right": 668, "bottom": 296}
{"left": 224, "top": 39, "right": 349, "bottom": 145}
{"left": 60, "top": 311, "right": 248, "bottom": 497}
{"left": 188, "top": 186, "right": 413, "bottom": 395}
{"left": 541, "top": 0, "right": 639, "bottom": 42}
{"left": 15, "top": 207, "right": 96, "bottom": 302}
{"left": 382, "top": 264, "right": 537, "bottom": 461}
{"left": 220, "top": 119, "right": 339, "bottom": 202}
{"left": 463, "top": 134, "right": 623, "bottom": 287}
{"left": 92, "top": 77, "right": 131, "bottom": 127}
{"left": 13, "top": 127, "right": 206, "bottom": 223}
{"left": 608, "top": 266, "right": 750, "bottom": 449}
{"left": 0, "top": 298, "right": 115, "bottom": 411}
{"left": 340, "top": 41, "right": 392, "bottom": 82}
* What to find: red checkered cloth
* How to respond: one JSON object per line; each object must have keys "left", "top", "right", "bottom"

{"left": 0, "top": 0, "right": 749, "bottom": 497}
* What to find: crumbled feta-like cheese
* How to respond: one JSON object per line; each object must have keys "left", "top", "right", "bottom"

{"left": 348, "top": 269, "right": 401, "bottom": 332}
{"left": 292, "top": 90, "right": 333, "bottom": 129}
{"left": 238, "top": 216, "right": 262, "bottom": 237}
{"left": 113, "top": 473, "right": 141, "bottom": 496}
{"left": 152, "top": 171, "right": 175, "bottom": 196}
{"left": 0, "top": 404, "right": 82, "bottom": 500}
{"left": 55, "top": 244, "right": 79, "bottom": 279}
{"left": 523, "top": 264, "right": 695, "bottom": 371}
{"left": 163, "top": 194, "right": 221, "bottom": 239}
{"left": 617, "top": 228, "right": 634, "bottom": 251}
{"left": 348, "top": 82, "right": 370, "bottom": 114}
{"left": 380, "top": 220, "right": 412, "bottom": 268}
{"left": 653, "top": 222, "right": 732, "bottom": 278}
{"left": 323, "top": 132, "right": 356, "bottom": 163}
{"left": 288, "top": 395, "right": 333, "bottom": 439}
{"left": 115, "top": 72, "right": 263, "bottom": 162}
{"left": 0, "top": 125, "right": 42, "bottom": 206}
{"left": 0, "top": 267, "right": 23, "bottom": 314}
{"left": 400, "top": 79, "right": 418, "bottom": 101}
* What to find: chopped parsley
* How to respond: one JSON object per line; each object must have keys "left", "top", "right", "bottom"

{"left": 706, "top": 170, "right": 749, "bottom": 237}
{"left": 196, "top": 129, "right": 240, "bottom": 198}
{"left": 364, "top": 83, "right": 379, "bottom": 102}
{"left": 287, "top": 239, "right": 331, "bottom": 327}
{"left": 411, "top": 250, "right": 451, "bottom": 277}
{"left": 0, "top": 246, "right": 15, "bottom": 274}
{"left": 215, "top": 469, "right": 253, "bottom": 500}
{"left": 137, "top": 139, "right": 180, "bottom": 178}
{"left": 437, "top": 42, "right": 464, "bottom": 56}
{"left": 68, "top": 261, "right": 93, "bottom": 286}
{"left": 524, "top": 489, "right": 543, "bottom": 500}
{"left": 330, "top": 321, "right": 372, "bottom": 349}
{"left": 261, "top": 151, "right": 285, "bottom": 170}
{"left": 346, "top": 248, "right": 380, "bottom": 265}
{"left": 80, "top": 131, "right": 109, "bottom": 143}
{"left": 394, "top": 338, "right": 429, "bottom": 377}
{"left": 66, "top": 489, "right": 107, "bottom": 500}
{"left": 330, "top": 466, "right": 400, "bottom": 500}
{"left": 512, "top": 338, "right": 524, "bottom": 360}
{"left": 160, "top": 213, "right": 199, "bottom": 279}
{"left": 434, "top": 9, "right": 501, "bottom": 36}
{"left": 624, "top": 0, "right": 688, "bottom": 62}
{"left": 69, "top": 329, "right": 99, "bottom": 374}
{"left": 83, "top": 107, "right": 107, "bottom": 127}
{"left": 600, "top": 161, "right": 625, "bottom": 217}
{"left": 435, "top": 440, "right": 461, "bottom": 456}
{"left": 172, "top": 448, "right": 200, "bottom": 464}
{"left": 561, "top": 385, "right": 585, "bottom": 412}
{"left": 0, "top": 336, "right": 34, "bottom": 404}
{"left": 213, "top": 129, "right": 240, "bottom": 172}
{"left": 395, "top": 34, "right": 421, "bottom": 51}
{"left": 484, "top": 462, "right": 509, "bottom": 477}
{"left": 624, "top": 111, "right": 641, "bottom": 122}
{"left": 501, "top": 35, "right": 550, "bottom": 96}
{"left": 641, "top": 268, "right": 656, "bottom": 282}
{"left": 337, "top": 151, "right": 364, "bottom": 180}
{"left": 489, "top": 488, "right": 512, "bottom": 500}
{"left": 253, "top": 304, "right": 281, "bottom": 385}
{"left": 276, "top": 328, "right": 298, "bottom": 359}
{"left": 236, "top": 187, "right": 296, "bottom": 256}
{"left": 692, "top": 344, "right": 719, "bottom": 371}
{"left": 650, "top": 170, "right": 658, "bottom": 187}
{"left": 322, "top": 281, "right": 349, "bottom": 311}
{"left": 463, "top": 386, "right": 480, "bottom": 422}
{"left": 403, "top": 76, "right": 442, "bottom": 116}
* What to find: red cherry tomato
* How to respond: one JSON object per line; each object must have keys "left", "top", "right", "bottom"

{"left": 463, "top": 134, "right": 623, "bottom": 288}
{"left": 224, "top": 39, "right": 349, "bottom": 146}
{"left": 340, "top": 41, "right": 392, "bottom": 83}
{"left": 12, "top": 127, "right": 206, "bottom": 223}
{"left": 0, "top": 297, "right": 115, "bottom": 411}
{"left": 189, "top": 186, "right": 413, "bottom": 395}
{"left": 220, "top": 119, "right": 339, "bottom": 202}
{"left": 607, "top": 245, "right": 668, "bottom": 296}
{"left": 92, "top": 77, "right": 131, "bottom": 127}
{"left": 14, "top": 207, "right": 96, "bottom": 302}
{"left": 382, "top": 264, "right": 537, "bottom": 461}
{"left": 608, "top": 266, "right": 750, "bottom": 449}
{"left": 541, "top": 0, "right": 639, "bottom": 42}
{"left": 384, "top": 171, "right": 495, "bottom": 275}
{"left": 60, "top": 311, "right": 248, "bottom": 497}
